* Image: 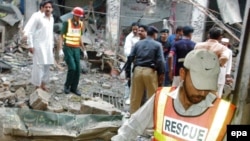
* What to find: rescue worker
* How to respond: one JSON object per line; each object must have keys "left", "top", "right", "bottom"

{"left": 59, "top": 7, "right": 88, "bottom": 96}
{"left": 23, "top": 0, "right": 54, "bottom": 92}
{"left": 112, "top": 49, "right": 235, "bottom": 141}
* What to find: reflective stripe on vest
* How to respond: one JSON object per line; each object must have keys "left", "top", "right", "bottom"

{"left": 153, "top": 87, "right": 235, "bottom": 141}
{"left": 63, "top": 19, "right": 82, "bottom": 47}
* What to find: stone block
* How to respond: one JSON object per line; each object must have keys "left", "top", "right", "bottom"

{"left": 29, "top": 88, "right": 51, "bottom": 110}
{"left": 15, "top": 87, "right": 26, "bottom": 100}
{"left": 68, "top": 102, "right": 81, "bottom": 114}
{"left": 80, "top": 97, "right": 121, "bottom": 115}
{"left": 101, "top": 83, "right": 112, "bottom": 89}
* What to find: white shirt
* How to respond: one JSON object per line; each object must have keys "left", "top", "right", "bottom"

{"left": 218, "top": 48, "right": 233, "bottom": 84}
{"left": 111, "top": 86, "right": 216, "bottom": 141}
{"left": 23, "top": 12, "right": 54, "bottom": 65}
{"left": 124, "top": 32, "right": 139, "bottom": 57}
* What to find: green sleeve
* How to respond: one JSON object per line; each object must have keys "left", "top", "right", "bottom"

{"left": 60, "top": 21, "right": 68, "bottom": 35}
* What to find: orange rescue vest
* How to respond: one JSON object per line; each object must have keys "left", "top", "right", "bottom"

{"left": 153, "top": 87, "right": 235, "bottom": 141}
{"left": 63, "top": 19, "right": 83, "bottom": 47}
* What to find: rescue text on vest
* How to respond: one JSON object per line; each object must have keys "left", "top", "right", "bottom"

{"left": 163, "top": 117, "right": 208, "bottom": 141}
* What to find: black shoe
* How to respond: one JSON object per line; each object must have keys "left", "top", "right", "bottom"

{"left": 64, "top": 85, "right": 70, "bottom": 94}
{"left": 71, "top": 89, "right": 81, "bottom": 96}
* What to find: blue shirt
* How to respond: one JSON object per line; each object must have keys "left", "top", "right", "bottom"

{"left": 167, "top": 34, "right": 176, "bottom": 46}
{"left": 157, "top": 37, "right": 171, "bottom": 60}
{"left": 171, "top": 39, "right": 196, "bottom": 75}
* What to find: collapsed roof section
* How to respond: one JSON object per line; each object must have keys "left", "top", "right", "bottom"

{"left": 0, "top": 3, "right": 23, "bottom": 26}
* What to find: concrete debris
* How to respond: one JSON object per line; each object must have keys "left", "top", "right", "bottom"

{"left": 14, "top": 87, "right": 26, "bottom": 101}
{"left": 0, "top": 90, "right": 15, "bottom": 102}
{"left": 81, "top": 97, "right": 122, "bottom": 115}
{"left": 29, "top": 88, "right": 51, "bottom": 110}
{"left": 102, "top": 83, "right": 112, "bottom": 89}
{"left": 0, "top": 33, "right": 126, "bottom": 114}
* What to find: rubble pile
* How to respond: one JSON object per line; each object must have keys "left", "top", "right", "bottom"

{"left": 0, "top": 48, "right": 126, "bottom": 112}
{"left": 0, "top": 5, "right": 128, "bottom": 138}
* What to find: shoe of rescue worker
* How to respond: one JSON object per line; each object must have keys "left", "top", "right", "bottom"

{"left": 71, "top": 89, "right": 81, "bottom": 96}
{"left": 64, "top": 85, "right": 70, "bottom": 94}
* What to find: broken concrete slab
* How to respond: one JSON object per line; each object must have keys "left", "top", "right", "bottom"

{"left": 1, "top": 108, "right": 122, "bottom": 140}
{"left": 0, "top": 60, "right": 12, "bottom": 71}
{"left": 80, "top": 97, "right": 122, "bottom": 115}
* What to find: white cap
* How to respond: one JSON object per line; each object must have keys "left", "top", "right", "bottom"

{"left": 184, "top": 49, "right": 220, "bottom": 91}
{"left": 221, "top": 38, "right": 229, "bottom": 43}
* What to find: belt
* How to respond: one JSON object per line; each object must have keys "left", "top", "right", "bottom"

{"left": 136, "top": 65, "right": 154, "bottom": 69}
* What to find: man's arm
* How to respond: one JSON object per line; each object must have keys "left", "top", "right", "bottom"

{"left": 59, "top": 21, "right": 68, "bottom": 49}
{"left": 219, "top": 45, "right": 230, "bottom": 67}
{"left": 157, "top": 43, "right": 166, "bottom": 86}
{"left": 168, "top": 43, "right": 176, "bottom": 81}
{"left": 125, "top": 44, "right": 137, "bottom": 79}
{"left": 111, "top": 95, "right": 155, "bottom": 141}
{"left": 23, "top": 13, "right": 39, "bottom": 53}
{"left": 80, "top": 22, "right": 88, "bottom": 59}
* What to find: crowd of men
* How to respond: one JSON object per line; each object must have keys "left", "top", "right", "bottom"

{"left": 122, "top": 23, "right": 234, "bottom": 112}
{"left": 22, "top": 1, "right": 235, "bottom": 140}
{"left": 114, "top": 22, "right": 235, "bottom": 141}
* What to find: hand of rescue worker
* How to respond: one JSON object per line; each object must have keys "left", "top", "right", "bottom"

{"left": 83, "top": 50, "right": 88, "bottom": 59}
{"left": 59, "top": 49, "right": 64, "bottom": 57}
{"left": 29, "top": 48, "right": 34, "bottom": 54}
{"left": 158, "top": 74, "right": 165, "bottom": 87}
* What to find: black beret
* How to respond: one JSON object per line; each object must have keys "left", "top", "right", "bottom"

{"left": 147, "top": 26, "right": 159, "bottom": 33}
{"left": 183, "top": 26, "right": 194, "bottom": 35}
{"left": 160, "top": 29, "right": 169, "bottom": 33}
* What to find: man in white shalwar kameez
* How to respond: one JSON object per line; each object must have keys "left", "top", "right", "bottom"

{"left": 23, "top": 0, "right": 54, "bottom": 91}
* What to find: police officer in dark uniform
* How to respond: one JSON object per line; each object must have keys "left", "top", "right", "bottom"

{"left": 125, "top": 26, "right": 165, "bottom": 114}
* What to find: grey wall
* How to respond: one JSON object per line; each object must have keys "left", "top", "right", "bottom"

{"left": 231, "top": 0, "right": 250, "bottom": 124}
{"left": 24, "top": 0, "right": 38, "bottom": 24}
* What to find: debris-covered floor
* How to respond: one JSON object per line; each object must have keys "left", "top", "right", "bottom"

{"left": 0, "top": 49, "right": 128, "bottom": 141}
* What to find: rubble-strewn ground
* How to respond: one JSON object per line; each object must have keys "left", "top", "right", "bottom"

{"left": 0, "top": 51, "right": 128, "bottom": 141}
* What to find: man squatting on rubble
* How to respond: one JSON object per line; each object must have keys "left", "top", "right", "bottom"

{"left": 112, "top": 49, "right": 235, "bottom": 141}
{"left": 23, "top": 0, "right": 54, "bottom": 91}
{"left": 59, "top": 7, "right": 88, "bottom": 96}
